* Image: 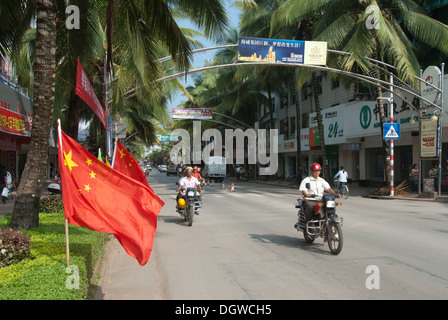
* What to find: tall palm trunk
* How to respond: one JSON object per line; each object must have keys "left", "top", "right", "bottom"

{"left": 292, "top": 69, "right": 302, "bottom": 180}
{"left": 10, "top": 0, "right": 57, "bottom": 230}
{"left": 376, "top": 84, "right": 392, "bottom": 184}
{"left": 266, "top": 81, "right": 274, "bottom": 130}
{"left": 311, "top": 71, "right": 330, "bottom": 180}
{"left": 373, "top": 49, "right": 391, "bottom": 185}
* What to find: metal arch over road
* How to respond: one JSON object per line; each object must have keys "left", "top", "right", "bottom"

{"left": 152, "top": 42, "right": 445, "bottom": 197}
{"left": 154, "top": 44, "right": 443, "bottom": 112}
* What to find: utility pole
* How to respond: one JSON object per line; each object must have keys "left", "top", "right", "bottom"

{"left": 389, "top": 74, "right": 394, "bottom": 196}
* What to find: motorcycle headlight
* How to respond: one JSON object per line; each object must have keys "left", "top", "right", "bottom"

{"left": 326, "top": 200, "right": 336, "bottom": 208}
{"left": 187, "top": 191, "right": 195, "bottom": 197}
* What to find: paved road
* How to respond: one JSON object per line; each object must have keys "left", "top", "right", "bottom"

{"left": 96, "top": 170, "right": 448, "bottom": 300}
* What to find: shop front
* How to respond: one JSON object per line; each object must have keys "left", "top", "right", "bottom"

{"left": 344, "top": 100, "right": 439, "bottom": 187}
{"left": 0, "top": 80, "right": 33, "bottom": 181}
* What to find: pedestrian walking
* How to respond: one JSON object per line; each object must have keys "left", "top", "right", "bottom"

{"left": 410, "top": 164, "right": 419, "bottom": 193}
{"left": 235, "top": 166, "right": 241, "bottom": 181}
{"left": 0, "top": 164, "right": 8, "bottom": 204}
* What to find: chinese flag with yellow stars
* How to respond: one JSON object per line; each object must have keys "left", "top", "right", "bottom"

{"left": 112, "top": 140, "right": 148, "bottom": 187}
{"left": 57, "top": 124, "right": 164, "bottom": 266}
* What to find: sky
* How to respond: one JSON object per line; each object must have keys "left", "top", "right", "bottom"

{"left": 168, "top": 2, "right": 242, "bottom": 114}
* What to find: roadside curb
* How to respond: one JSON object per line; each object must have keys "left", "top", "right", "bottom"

{"left": 362, "top": 194, "right": 448, "bottom": 202}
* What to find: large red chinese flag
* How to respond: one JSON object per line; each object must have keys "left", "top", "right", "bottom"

{"left": 58, "top": 124, "right": 164, "bottom": 266}
{"left": 112, "top": 140, "right": 148, "bottom": 187}
{"left": 76, "top": 59, "right": 107, "bottom": 129}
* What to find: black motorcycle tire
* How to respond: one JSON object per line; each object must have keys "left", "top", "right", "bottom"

{"left": 187, "top": 204, "right": 194, "bottom": 226}
{"left": 327, "top": 221, "right": 343, "bottom": 255}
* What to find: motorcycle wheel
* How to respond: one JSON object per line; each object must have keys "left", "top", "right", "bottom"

{"left": 303, "top": 232, "right": 315, "bottom": 243}
{"left": 327, "top": 221, "right": 343, "bottom": 255}
{"left": 187, "top": 205, "right": 194, "bottom": 226}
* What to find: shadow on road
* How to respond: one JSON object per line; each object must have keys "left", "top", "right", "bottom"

{"left": 158, "top": 214, "right": 191, "bottom": 226}
{"left": 249, "top": 233, "right": 334, "bottom": 255}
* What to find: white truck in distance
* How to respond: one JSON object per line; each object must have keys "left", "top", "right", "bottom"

{"left": 204, "top": 156, "right": 226, "bottom": 182}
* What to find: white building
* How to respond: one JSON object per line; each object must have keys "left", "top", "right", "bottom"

{"left": 261, "top": 70, "right": 447, "bottom": 188}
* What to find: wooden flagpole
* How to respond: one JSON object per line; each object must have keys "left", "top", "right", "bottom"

{"left": 57, "top": 119, "right": 70, "bottom": 266}
{"left": 65, "top": 219, "right": 70, "bottom": 266}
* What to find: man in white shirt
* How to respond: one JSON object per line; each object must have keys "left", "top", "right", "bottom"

{"left": 177, "top": 166, "right": 202, "bottom": 213}
{"left": 299, "top": 163, "right": 339, "bottom": 224}
{"left": 333, "top": 166, "right": 349, "bottom": 193}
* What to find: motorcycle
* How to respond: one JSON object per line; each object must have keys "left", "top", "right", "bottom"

{"left": 175, "top": 183, "right": 202, "bottom": 226}
{"left": 47, "top": 182, "right": 61, "bottom": 195}
{"left": 48, "top": 176, "right": 61, "bottom": 195}
{"left": 294, "top": 184, "right": 344, "bottom": 255}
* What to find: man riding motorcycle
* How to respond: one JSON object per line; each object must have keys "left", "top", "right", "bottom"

{"left": 192, "top": 166, "right": 202, "bottom": 179}
{"left": 177, "top": 166, "right": 203, "bottom": 213}
{"left": 299, "top": 163, "right": 340, "bottom": 225}
{"left": 192, "top": 166, "right": 205, "bottom": 188}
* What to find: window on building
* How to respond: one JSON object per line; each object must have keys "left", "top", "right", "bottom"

{"left": 280, "top": 94, "right": 288, "bottom": 109}
{"left": 265, "top": 97, "right": 274, "bottom": 115}
{"left": 280, "top": 119, "right": 288, "bottom": 135}
{"left": 290, "top": 117, "right": 296, "bottom": 136}
{"left": 301, "top": 85, "right": 309, "bottom": 101}
{"left": 331, "top": 78, "right": 340, "bottom": 89}
{"left": 302, "top": 112, "right": 309, "bottom": 128}
{"left": 291, "top": 92, "right": 296, "bottom": 105}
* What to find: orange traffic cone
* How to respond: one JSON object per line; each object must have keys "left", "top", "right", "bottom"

{"left": 230, "top": 183, "right": 235, "bottom": 192}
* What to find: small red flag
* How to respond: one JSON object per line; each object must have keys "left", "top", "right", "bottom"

{"left": 112, "top": 140, "right": 148, "bottom": 187}
{"left": 76, "top": 59, "right": 107, "bottom": 129}
{"left": 57, "top": 124, "right": 164, "bottom": 266}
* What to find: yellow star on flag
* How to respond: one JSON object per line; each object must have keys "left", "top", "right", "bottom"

{"left": 64, "top": 150, "right": 78, "bottom": 174}
{"left": 86, "top": 158, "right": 93, "bottom": 166}
{"left": 89, "top": 171, "right": 96, "bottom": 179}
{"left": 85, "top": 184, "right": 91, "bottom": 192}
{"left": 120, "top": 149, "right": 126, "bottom": 158}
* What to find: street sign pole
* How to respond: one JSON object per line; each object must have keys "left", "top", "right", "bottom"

{"left": 438, "top": 63, "right": 444, "bottom": 197}
{"left": 390, "top": 74, "right": 394, "bottom": 196}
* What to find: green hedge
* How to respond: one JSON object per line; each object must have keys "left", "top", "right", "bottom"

{"left": 0, "top": 207, "right": 111, "bottom": 300}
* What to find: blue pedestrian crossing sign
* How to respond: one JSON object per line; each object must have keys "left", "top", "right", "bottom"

{"left": 383, "top": 123, "right": 400, "bottom": 139}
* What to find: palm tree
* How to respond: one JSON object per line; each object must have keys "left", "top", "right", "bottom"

{"left": 239, "top": 0, "right": 306, "bottom": 180}
{"left": 293, "top": 17, "right": 332, "bottom": 180}
{"left": 7, "top": 0, "right": 58, "bottom": 230}
{"left": 1, "top": 0, "right": 230, "bottom": 230}
{"left": 272, "top": 0, "right": 448, "bottom": 184}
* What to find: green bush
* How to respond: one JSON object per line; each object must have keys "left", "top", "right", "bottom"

{"left": 0, "top": 227, "right": 32, "bottom": 268}
{"left": 39, "top": 195, "right": 64, "bottom": 213}
{"left": 0, "top": 211, "right": 111, "bottom": 300}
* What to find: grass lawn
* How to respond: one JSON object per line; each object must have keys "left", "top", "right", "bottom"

{"left": 0, "top": 200, "right": 111, "bottom": 300}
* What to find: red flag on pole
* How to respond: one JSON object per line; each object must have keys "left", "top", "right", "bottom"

{"left": 112, "top": 139, "right": 148, "bottom": 187}
{"left": 76, "top": 59, "right": 107, "bottom": 129}
{"left": 57, "top": 122, "right": 164, "bottom": 266}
